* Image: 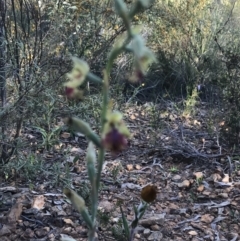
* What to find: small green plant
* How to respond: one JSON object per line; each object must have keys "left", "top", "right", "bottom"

{"left": 61, "top": 1, "right": 157, "bottom": 241}
{"left": 49, "top": 162, "right": 72, "bottom": 187}
{"left": 189, "top": 191, "right": 198, "bottom": 202}
{"left": 169, "top": 166, "right": 178, "bottom": 173}
{"left": 183, "top": 88, "right": 199, "bottom": 117}
{"left": 196, "top": 177, "right": 203, "bottom": 186}
{"left": 112, "top": 219, "right": 128, "bottom": 241}
{"left": 98, "top": 209, "right": 111, "bottom": 227}
{"left": 34, "top": 126, "right": 61, "bottom": 150}
{"left": 111, "top": 163, "right": 123, "bottom": 182}
{"left": 149, "top": 103, "right": 161, "bottom": 129}
{"left": 2, "top": 154, "right": 44, "bottom": 181}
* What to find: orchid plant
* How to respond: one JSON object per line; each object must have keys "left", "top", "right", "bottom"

{"left": 62, "top": 0, "right": 157, "bottom": 240}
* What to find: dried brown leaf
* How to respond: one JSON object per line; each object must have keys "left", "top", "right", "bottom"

{"left": 201, "top": 214, "right": 214, "bottom": 223}
{"left": 197, "top": 184, "right": 204, "bottom": 192}
{"left": 194, "top": 172, "right": 203, "bottom": 179}
{"left": 32, "top": 195, "right": 45, "bottom": 210}
{"left": 188, "top": 230, "right": 198, "bottom": 236}
{"left": 177, "top": 180, "right": 190, "bottom": 188}
{"left": 126, "top": 164, "right": 133, "bottom": 171}
{"left": 222, "top": 174, "right": 229, "bottom": 183}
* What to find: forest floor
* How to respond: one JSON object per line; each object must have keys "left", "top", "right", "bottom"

{"left": 0, "top": 99, "right": 240, "bottom": 241}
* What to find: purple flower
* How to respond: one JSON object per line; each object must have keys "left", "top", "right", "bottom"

{"left": 102, "top": 128, "right": 128, "bottom": 154}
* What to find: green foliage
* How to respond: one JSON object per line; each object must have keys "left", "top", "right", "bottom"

{"left": 110, "top": 162, "right": 123, "bottom": 182}
{"left": 196, "top": 177, "right": 203, "bottom": 186}
{"left": 0, "top": 0, "right": 126, "bottom": 162}
{"left": 141, "top": 0, "right": 240, "bottom": 145}
{"left": 183, "top": 88, "right": 199, "bottom": 117}
{"left": 2, "top": 154, "right": 44, "bottom": 181}
{"left": 33, "top": 126, "right": 61, "bottom": 150}
{"left": 76, "top": 181, "right": 92, "bottom": 208}
{"left": 169, "top": 166, "right": 178, "bottom": 173}
{"left": 97, "top": 209, "right": 111, "bottom": 227}
{"left": 50, "top": 162, "right": 72, "bottom": 187}
{"left": 112, "top": 219, "right": 128, "bottom": 241}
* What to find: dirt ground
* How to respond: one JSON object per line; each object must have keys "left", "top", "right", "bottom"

{"left": 0, "top": 100, "right": 240, "bottom": 241}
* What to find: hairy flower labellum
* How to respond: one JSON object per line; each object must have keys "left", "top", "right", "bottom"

{"left": 64, "top": 86, "right": 84, "bottom": 99}
{"left": 102, "top": 127, "right": 128, "bottom": 153}
{"left": 102, "top": 111, "right": 130, "bottom": 153}
{"left": 65, "top": 87, "right": 74, "bottom": 97}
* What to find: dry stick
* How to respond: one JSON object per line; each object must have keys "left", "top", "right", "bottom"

{"left": 163, "top": 123, "right": 227, "bottom": 160}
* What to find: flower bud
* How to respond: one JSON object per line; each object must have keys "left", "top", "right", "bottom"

{"left": 66, "top": 117, "right": 102, "bottom": 147}
{"left": 128, "top": 35, "right": 157, "bottom": 82}
{"left": 86, "top": 142, "right": 96, "bottom": 185}
{"left": 64, "top": 188, "right": 93, "bottom": 228}
{"left": 64, "top": 188, "right": 86, "bottom": 213}
{"left": 141, "top": 185, "right": 157, "bottom": 203}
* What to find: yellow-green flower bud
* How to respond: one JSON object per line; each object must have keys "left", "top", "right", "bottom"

{"left": 63, "top": 188, "right": 93, "bottom": 228}
{"left": 128, "top": 35, "right": 157, "bottom": 81}
{"left": 86, "top": 142, "right": 96, "bottom": 185}
{"left": 66, "top": 117, "right": 102, "bottom": 147}
{"left": 67, "top": 117, "right": 92, "bottom": 135}
{"left": 64, "top": 188, "right": 86, "bottom": 213}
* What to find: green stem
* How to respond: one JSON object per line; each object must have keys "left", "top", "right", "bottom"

{"left": 88, "top": 69, "right": 111, "bottom": 241}
{"left": 91, "top": 71, "right": 108, "bottom": 240}
{"left": 106, "top": 36, "right": 133, "bottom": 75}
{"left": 88, "top": 3, "right": 146, "bottom": 238}
{"left": 96, "top": 148, "right": 105, "bottom": 192}
{"left": 88, "top": 226, "right": 96, "bottom": 241}
{"left": 91, "top": 180, "right": 97, "bottom": 222}
{"left": 101, "top": 73, "right": 109, "bottom": 125}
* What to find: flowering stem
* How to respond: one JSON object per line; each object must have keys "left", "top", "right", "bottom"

{"left": 96, "top": 148, "right": 105, "bottom": 192}
{"left": 129, "top": 228, "right": 136, "bottom": 241}
{"left": 88, "top": 226, "right": 96, "bottom": 241}
{"left": 101, "top": 70, "right": 109, "bottom": 131}
{"left": 106, "top": 36, "right": 132, "bottom": 75}
{"left": 91, "top": 181, "right": 97, "bottom": 219}
{"left": 64, "top": 2, "right": 156, "bottom": 241}
{"left": 96, "top": 70, "right": 108, "bottom": 191}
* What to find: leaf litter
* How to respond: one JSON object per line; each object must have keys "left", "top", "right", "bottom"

{"left": 0, "top": 100, "right": 240, "bottom": 240}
